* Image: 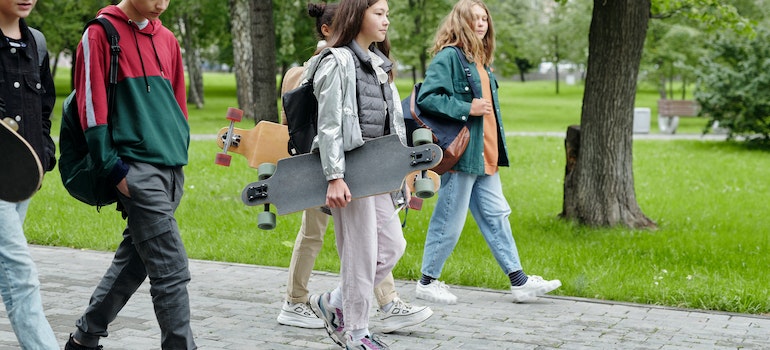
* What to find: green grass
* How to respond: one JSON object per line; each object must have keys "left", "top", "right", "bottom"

{"left": 35, "top": 71, "right": 768, "bottom": 315}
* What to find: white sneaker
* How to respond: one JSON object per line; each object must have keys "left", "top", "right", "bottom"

{"left": 415, "top": 280, "right": 458, "bottom": 304}
{"left": 276, "top": 301, "right": 325, "bottom": 328}
{"left": 377, "top": 297, "right": 433, "bottom": 333}
{"left": 510, "top": 275, "right": 562, "bottom": 302}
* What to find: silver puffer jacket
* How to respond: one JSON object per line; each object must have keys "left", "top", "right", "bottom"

{"left": 303, "top": 46, "right": 406, "bottom": 181}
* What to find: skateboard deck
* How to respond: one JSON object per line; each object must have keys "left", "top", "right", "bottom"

{"left": 0, "top": 120, "right": 43, "bottom": 202}
{"left": 215, "top": 108, "right": 290, "bottom": 168}
{"left": 242, "top": 134, "right": 442, "bottom": 216}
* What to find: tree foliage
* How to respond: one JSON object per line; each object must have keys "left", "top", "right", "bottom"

{"left": 695, "top": 27, "right": 770, "bottom": 143}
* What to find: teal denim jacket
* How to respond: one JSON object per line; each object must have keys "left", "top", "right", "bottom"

{"left": 415, "top": 47, "right": 509, "bottom": 175}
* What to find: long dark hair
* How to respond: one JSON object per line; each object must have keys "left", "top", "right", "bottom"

{"left": 308, "top": 2, "right": 338, "bottom": 39}
{"left": 328, "top": 0, "right": 391, "bottom": 60}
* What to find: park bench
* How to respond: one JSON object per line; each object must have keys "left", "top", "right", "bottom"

{"left": 657, "top": 99, "right": 700, "bottom": 134}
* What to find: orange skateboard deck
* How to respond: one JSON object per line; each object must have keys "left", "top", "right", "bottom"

{"left": 215, "top": 108, "right": 290, "bottom": 168}
{"left": 0, "top": 119, "right": 43, "bottom": 202}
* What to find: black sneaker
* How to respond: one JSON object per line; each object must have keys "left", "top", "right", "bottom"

{"left": 65, "top": 334, "right": 103, "bottom": 350}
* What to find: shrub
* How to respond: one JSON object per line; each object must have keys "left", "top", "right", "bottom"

{"left": 694, "top": 28, "right": 770, "bottom": 144}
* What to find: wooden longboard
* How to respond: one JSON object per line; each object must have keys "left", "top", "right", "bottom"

{"left": 217, "top": 121, "right": 291, "bottom": 168}
{"left": 0, "top": 121, "right": 43, "bottom": 202}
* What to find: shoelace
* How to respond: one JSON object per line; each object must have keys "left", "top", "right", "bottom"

{"left": 389, "top": 299, "right": 413, "bottom": 313}
{"left": 435, "top": 280, "right": 451, "bottom": 290}
{"left": 528, "top": 275, "right": 545, "bottom": 283}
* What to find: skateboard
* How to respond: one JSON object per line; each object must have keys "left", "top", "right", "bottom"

{"left": 0, "top": 118, "right": 43, "bottom": 202}
{"left": 241, "top": 133, "right": 443, "bottom": 229}
{"left": 215, "top": 107, "right": 290, "bottom": 167}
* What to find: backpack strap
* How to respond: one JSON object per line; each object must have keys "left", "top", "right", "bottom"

{"left": 84, "top": 17, "right": 121, "bottom": 118}
{"left": 449, "top": 46, "right": 481, "bottom": 99}
{"left": 28, "top": 27, "right": 47, "bottom": 68}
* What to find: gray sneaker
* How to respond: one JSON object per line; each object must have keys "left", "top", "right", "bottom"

{"left": 277, "top": 300, "right": 325, "bottom": 329}
{"left": 377, "top": 297, "right": 433, "bottom": 333}
{"left": 345, "top": 333, "right": 389, "bottom": 350}
{"left": 309, "top": 292, "right": 346, "bottom": 347}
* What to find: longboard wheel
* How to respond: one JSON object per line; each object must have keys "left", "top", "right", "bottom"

{"left": 412, "top": 128, "right": 433, "bottom": 146}
{"left": 257, "top": 163, "right": 276, "bottom": 181}
{"left": 226, "top": 107, "right": 243, "bottom": 122}
{"left": 258, "top": 211, "right": 276, "bottom": 230}
{"left": 414, "top": 178, "right": 436, "bottom": 198}
{"left": 215, "top": 153, "right": 232, "bottom": 166}
{"left": 2, "top": 117, "right": 19, "bottom": 131}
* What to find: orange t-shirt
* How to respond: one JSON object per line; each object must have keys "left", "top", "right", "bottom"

{"left": 476, "top": 62, "right": 498, "bottom": 175}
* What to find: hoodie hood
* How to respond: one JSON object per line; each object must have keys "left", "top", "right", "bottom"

{"left": 97, "top": 5, "right": 165, "bottom": 36}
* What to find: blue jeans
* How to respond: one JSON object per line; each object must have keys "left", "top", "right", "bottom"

{"left": 0, "top": 199, "right": 58, "bottom": 349}
{"left": 421, "top": 171, "right": 523, "bottom": 279}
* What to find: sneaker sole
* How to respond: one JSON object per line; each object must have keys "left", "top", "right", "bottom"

{"left": 380, "top": 307, "right": 434, "bottom": 333}
{"left": 415, "top": 289, "right": 458, "bottom": 305}
{"left": 277, "top": 312, "right": 325, "bottom": 329}
{"left": 511, "top": 281, "right": 562, "bottom": 303}
{"left": 309, "top": 294, "right": 346, "bottom": 347}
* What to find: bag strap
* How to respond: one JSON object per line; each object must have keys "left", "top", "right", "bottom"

{"left": 448, "top": 46, "right": 481, "bottom": 99}
{"left": 85, "top": 17, "right": 121, "bottom": 119}
{"left": 305, "top": 49, "right": 335, "bottom": 86}
{"left": 28, "top": 27, "right": 47, "bottom": 68}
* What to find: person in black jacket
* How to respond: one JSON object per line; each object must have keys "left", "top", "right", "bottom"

{"left": 0, "top": 0, "right": 58, "bottom": 348}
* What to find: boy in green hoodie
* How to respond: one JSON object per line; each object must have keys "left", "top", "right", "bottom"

{"left": 65, "top": 1, "right": 195, "bottom": 349}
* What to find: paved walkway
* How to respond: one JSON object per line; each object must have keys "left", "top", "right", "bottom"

{"left": 0, "top": 246, "right": 767, "bottom": 349}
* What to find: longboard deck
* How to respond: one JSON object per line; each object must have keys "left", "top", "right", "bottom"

{"left": 0, "top": 121, "right": 43, "bottom": 202}
{"left": 217, "top": 120, "right": 290, "bottom": 168}
{"left": 242, "top": 134, "right": 442, "bottom": 215}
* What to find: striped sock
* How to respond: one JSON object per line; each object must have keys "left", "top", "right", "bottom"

{"left": 420, "top": 274, "right": 436, "bottom": 286}
{"left": 509, "top": 270, "right": 528, "bottom": 287}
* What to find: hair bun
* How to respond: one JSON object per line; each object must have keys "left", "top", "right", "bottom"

{"left": 307, "top": 3, "right": 327, "bottom": 18}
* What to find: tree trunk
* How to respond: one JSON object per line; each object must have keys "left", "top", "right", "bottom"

{"left": 179, "top": 15, "right": 204, "bottom": 109}
{"left": 561, "top": 0, "right": 656, "bottom": 229}
{"left": 229, "top": 0, "right": 255, "bottom": 120}
{"left": 251, "top": 0, "right": 279, "bottom": 123}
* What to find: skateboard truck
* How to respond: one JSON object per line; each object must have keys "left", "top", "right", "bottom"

{"left": 245, "top": 183, "right": 268, "bottom": 201}
{"left": 246, "top": 169, "right": 278, "bottom": 230}
{"left": 410, "top": 148, "right": 436, "bottom": 166}
{"left": 215, "top": 107, "right": 244, "bottom": 166}
{"left": 408, "top": 128, "right": 441, "bottom": 199}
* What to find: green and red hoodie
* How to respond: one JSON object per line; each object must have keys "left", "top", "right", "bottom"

{"left": 75, "top": 5, "right": 189, "bottom": 185}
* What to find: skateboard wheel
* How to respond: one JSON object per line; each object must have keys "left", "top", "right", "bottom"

{"left": 258, "top": 211, "right": 276, "bottom": 230}
{"left": 215, "top": 153, "right": 232, "bottom": 166}
{"left": 226, "top": 107, "right": 244, "bottom": 122}
{"left": 257, "top": 163, "right": 276, "bottom": 180}
{"left": 414, "top": 178, "right": 435, "bottom": 199}
{"left": 412, "top": 128, "right": 433, "bottom": 146}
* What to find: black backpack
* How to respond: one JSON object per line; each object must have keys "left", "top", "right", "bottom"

{"left": 58, "top": 18, "right": 121, "bottom": 208}
{"left": 282, "top": 80, "right": 318, "bottom": 156}
{"left": 282, "top": 51, "right": 333, "bottom": 156}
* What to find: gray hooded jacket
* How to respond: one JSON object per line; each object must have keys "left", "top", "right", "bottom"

{"left": 303, "top": 45, "right": 406, "bottom": 181}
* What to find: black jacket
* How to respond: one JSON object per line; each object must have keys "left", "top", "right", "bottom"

{"left": 0, "top": 19, "right": 56, "bottom": 171}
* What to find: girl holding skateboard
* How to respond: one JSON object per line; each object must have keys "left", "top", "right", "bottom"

{"left": 305, "top": 0, "right": 406, "bottom": 348}
{"left": 278, "top": 1, "right": 431, "bottom": 336}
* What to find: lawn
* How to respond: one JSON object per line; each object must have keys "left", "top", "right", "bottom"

{"left": 33, "top": 70, "right": 768, "bottom": 315}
